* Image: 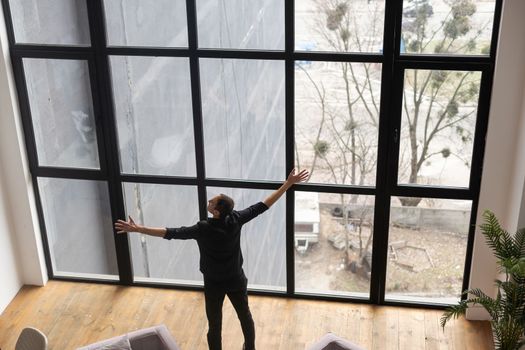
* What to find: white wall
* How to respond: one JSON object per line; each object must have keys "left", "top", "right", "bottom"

{"left": 518, "top": 93, "right": 525, "bottom": 231}
{"left": 519, "top": 180, "right": 525, "bottom": 230}
{"left": 0, "top": 0, "right": 47, "bottom": 314}
{"left": 467, "top": 0, "right": 525, "bottom": 320}
{"left": 0, "top": 153, "right": 22, "bottom": 313}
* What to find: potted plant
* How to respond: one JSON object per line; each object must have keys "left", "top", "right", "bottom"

{"left": 441, "top": 210, "right": 525, "bottom": 350}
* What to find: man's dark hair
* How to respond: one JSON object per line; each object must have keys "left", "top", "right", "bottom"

{"left": 216, "top": 194, "right": 235, "bottom": 219}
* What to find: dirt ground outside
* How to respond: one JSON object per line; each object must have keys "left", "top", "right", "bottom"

{"left": 295, "top": 204, "right": 467, "bottom": 300}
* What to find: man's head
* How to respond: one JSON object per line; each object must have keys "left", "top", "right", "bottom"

{"left": 207, "top": 194, "right": 235, "bottom": 219}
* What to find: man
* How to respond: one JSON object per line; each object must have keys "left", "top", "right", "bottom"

{"left": 114, "top": 168, "right": 309, "bottom": 350}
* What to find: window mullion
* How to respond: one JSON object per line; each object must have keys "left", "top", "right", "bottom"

{"left": 86, "top": 0, "right": 133, "bottom": 284}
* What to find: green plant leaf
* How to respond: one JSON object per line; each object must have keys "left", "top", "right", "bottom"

{"left": 445, "top": 210, "right": 525, "bottom": 349}
{"left": 480, "top": 210, "right": 515, "bottom": 262}
{"left": 441, "top": 300, "right": 469, "bottom": 329}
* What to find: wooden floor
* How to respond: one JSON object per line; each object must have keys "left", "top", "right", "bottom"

{"left": 0, "top": 281, "right": 493, "bottom": 350}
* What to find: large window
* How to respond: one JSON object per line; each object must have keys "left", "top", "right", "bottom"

{"left": 3, "top": 0, "right": 501, "bottom": 307}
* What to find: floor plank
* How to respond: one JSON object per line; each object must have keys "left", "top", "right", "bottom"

{"left": 424, "top": 309, "right": 441, "bottom": 350}
{"left": 0, "top": 281, "right": 494, "bottom": 350}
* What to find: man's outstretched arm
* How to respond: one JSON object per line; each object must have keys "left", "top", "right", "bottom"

{"left": 115, "top": 217, "right": 200, "bottom": 240}
{"left": 114, "top": 216, "right": 166, "bottom": 237}
{"left": 263, "top": 168, "right": 309, "bottom": 208}
{"left": 236, "top": 169, "right": 309, "bottom": 225}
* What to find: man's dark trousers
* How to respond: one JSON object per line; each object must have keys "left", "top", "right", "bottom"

{"left": 204, "top": 273, "right": 255, "bottom": 350}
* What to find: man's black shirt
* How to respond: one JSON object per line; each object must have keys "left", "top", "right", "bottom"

{"left": 164, "top": 202, "right": 269, "bottom": 283}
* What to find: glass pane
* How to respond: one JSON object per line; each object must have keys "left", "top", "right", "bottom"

{"left": 123, "top": 183, "right": 201, "bottom": 283}
{"left": 110, "top": 56, "right": 196, "bottom": 176}
{"left": 385, "top": 197, "right": 471, "bottom": 304}
{"left": 104, "top": 0, "right": 188, "bottom": 47}
{"left": 9, "top": 0, "right": 90, "bottom": 45}
{"left": 200, "top": 59, "right": 285, "bottom": 181}
{"left": 196, "top": 0, "right": 284, "bottom": 50}
{"left": 24, "top": 58, "right": 100, "bottom": 169}
{"left": 398, "top": 69, "right": 481, "bottom": 187}
{"left": 401, "top": 0, "right": 496, "bottom": 55}
{"left": 38, "top": 178, "right": 117, "bottom": 278}
{"left": 295, "top": 61, "right": 382, "bottom": 186}
{"left": 295, "top": 0, "right": 385, "bottom": 53}
{"left": 295, "top": 192, "right": 374, "bottom": 297}
{"left": 207, "top": 187, "right": 286, "bottom": 291}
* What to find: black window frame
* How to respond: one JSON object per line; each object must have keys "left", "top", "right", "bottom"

{"left": 1, "top": 0, "right": 503, "bottom": 308}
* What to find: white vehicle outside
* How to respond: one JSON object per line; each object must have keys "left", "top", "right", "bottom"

{"left": 294, "top": 191, "right": 320, "bottom": 253}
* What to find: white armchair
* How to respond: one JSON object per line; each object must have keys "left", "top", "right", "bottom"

{"left": 15, "top": 327, "right": 48, "bottom": 350}
{"left": 307, "top": 333, "right": 366, "bottom": 350}
{"left": 76, "top": 324, "right": 180, "bottom": 350}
